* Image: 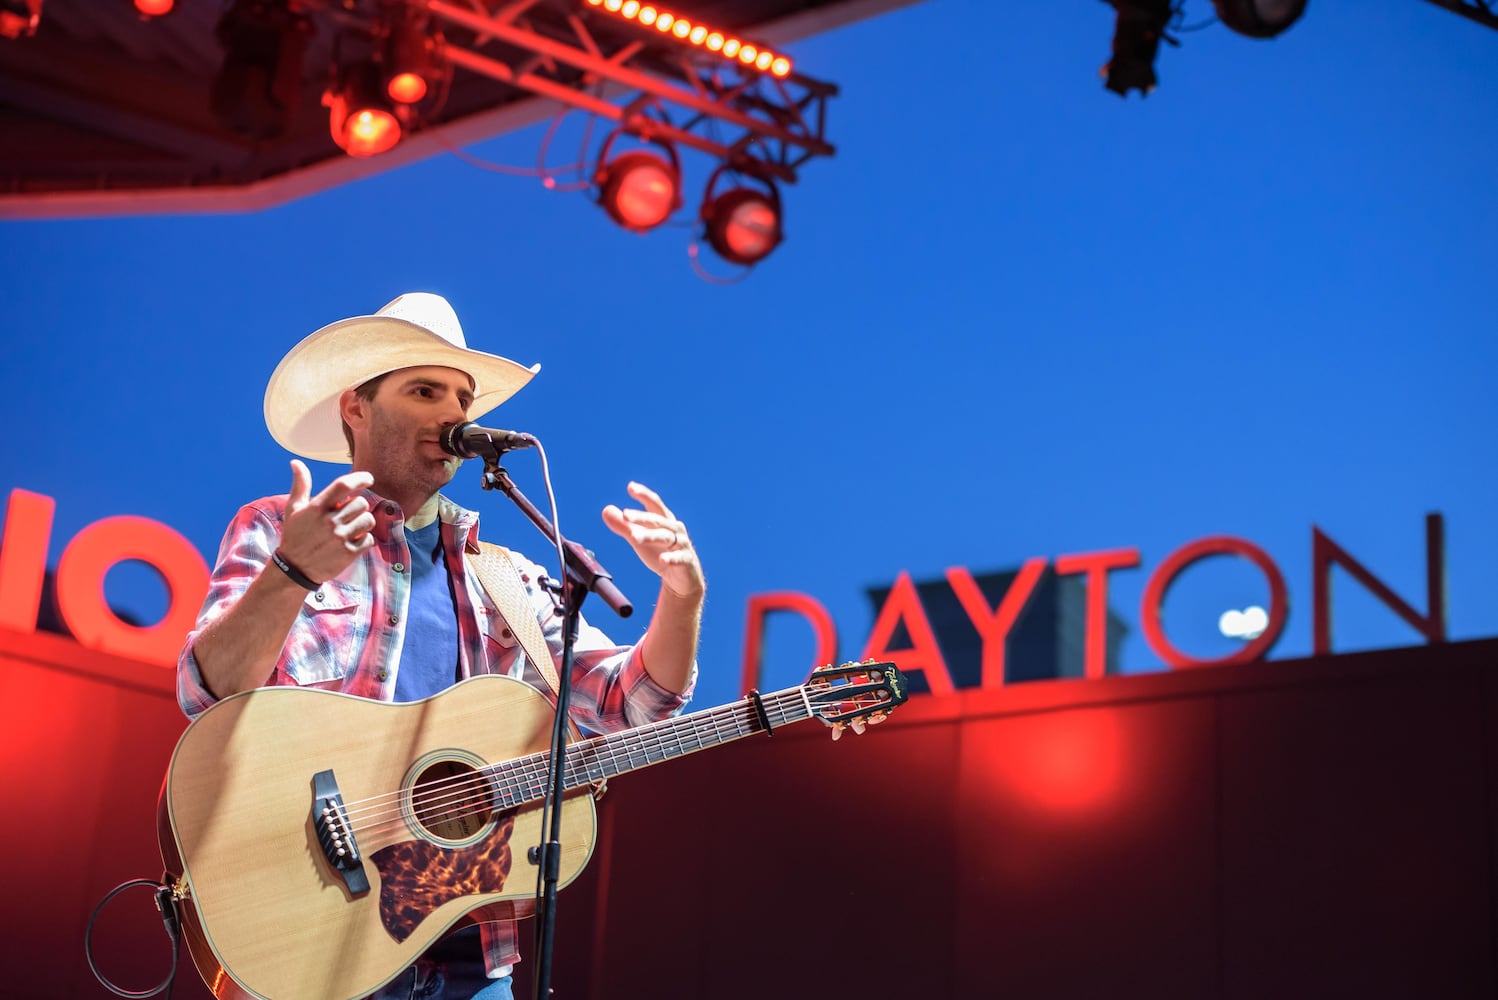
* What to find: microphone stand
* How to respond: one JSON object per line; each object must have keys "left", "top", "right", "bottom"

{"left": 475, "top": 452, "right": 632, "bottom": 1000}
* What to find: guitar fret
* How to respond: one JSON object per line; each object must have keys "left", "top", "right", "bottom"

{"left": 484, "top": 681, "right": 835, "bottom": 809}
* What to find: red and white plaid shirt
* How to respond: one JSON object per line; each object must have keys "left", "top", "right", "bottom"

{"left": 177, "top": 488, "right": 695, "bottom": 972}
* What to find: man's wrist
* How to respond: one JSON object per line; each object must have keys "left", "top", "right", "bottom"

{"left": 269, "top": 548, "right": 321, "bottom": 590}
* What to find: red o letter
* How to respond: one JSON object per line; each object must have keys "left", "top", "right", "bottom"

{"left": 1140, "top": 536, "right": 1287, "bottom": 669}
{"left": 55, "top": 515, "right": 210, "bottom": 667}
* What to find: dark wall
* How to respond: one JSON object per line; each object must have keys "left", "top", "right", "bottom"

{"left": 565, "top": 638, "right": 1498, "bottom": 1000}
{"left": 7, "top": 627, "right": 1495, "bottom": 999}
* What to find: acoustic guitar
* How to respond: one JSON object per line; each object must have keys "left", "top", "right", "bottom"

{"left": 157, "top": 661, "right": 906, "bottom": 999}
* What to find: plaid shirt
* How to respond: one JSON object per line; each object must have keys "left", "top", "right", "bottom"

{"left": 177, "top": 488, "right": 695, "bottom": 972}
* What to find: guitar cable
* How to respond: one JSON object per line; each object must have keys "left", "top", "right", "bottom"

{"left": 84, "top": 876, "right": 181, "bottom": 998}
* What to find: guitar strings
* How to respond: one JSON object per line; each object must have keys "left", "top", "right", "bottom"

{"left": 336, "top": 688, "right": 818, "bottom": 844}
{"left": 342, "top": 692, "right": 795, "bottom": 838}
{"left": 336, "top": 677, "right": 886, "bottom": 847}
{"left": 344, "top": 699, "right": 778, "bottom": 844}
{"left": 375, "top": 678, "right": 887, "bottom": 834}
{"left": 379, "top": 684, "right": 886, "bottom": 838}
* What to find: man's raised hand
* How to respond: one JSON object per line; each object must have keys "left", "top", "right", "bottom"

{"left": 278, "top": 460, "right": 377, "bottom": 585}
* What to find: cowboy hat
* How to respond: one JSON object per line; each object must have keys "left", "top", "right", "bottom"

{"left": 264, "top": 292, "right": 540, "bottom": 463}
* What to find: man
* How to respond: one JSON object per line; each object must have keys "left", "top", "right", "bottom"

{"left": 176, "top": 292, "right": 705, "bottom": 1000}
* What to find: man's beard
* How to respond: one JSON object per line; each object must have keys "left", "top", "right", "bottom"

{"left": 366, "top": 410, "right": 459, "bottom": 499}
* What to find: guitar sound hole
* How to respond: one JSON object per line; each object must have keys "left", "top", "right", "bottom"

{"left": 411, "top": 759, "right": 494, "bottom": 842}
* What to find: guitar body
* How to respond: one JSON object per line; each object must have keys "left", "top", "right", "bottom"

{"left": 158, "top": 675, "right": 597, "bottom": 1000}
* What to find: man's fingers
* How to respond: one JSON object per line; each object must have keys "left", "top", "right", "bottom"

{"left": 332, "top": 511, "right": 377, "bottom": 542}
{"left": 312, "top": 470, "right": 375, "bottom": 511}
{"left": 287, "top": 460, "right": 312, "bottom": 509}
{"left": 626, "top": 481, "right": 675, "bottom": 520}
{"left": 331, "top": 496, "right": 370, "bottom": 524}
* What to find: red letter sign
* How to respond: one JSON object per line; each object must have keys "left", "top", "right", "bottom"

{"left": 1055, "top": 548, "right": 1141, "bottom": 679}
{"left": 740, "top": 591, "right": 839, "bottom": 696}
{"left": 1140, "top": 536, "right": 1287, "bottom": 669}
{"left": 860, "top": 570, "right": 956, "bottom": 695}
{"left": 0, "top": 489, "right": 55, "bottom": 633}
{"left": 55, "top": 515, "right": 210, "bottom": 667}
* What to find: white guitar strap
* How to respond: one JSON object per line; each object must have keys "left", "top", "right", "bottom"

{"left": 465, "top": 541, "right": 562, "bottom": 697}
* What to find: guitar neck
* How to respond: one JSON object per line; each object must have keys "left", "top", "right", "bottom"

{"left": 486, "top": 685, "right": 814, "bottom": 809}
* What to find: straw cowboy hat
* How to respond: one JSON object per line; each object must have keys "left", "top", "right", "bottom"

{"left": 264, "top": 292, "right": 540, "bottom": 463}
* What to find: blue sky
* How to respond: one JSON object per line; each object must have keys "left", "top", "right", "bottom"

{"left": 2, "top": 0, "right": 1495, "bottom": 710}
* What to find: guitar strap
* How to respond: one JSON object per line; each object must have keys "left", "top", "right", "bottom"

{"left": 462, "top": 542, "right": 583, "bottom": 933}
{"left": 465, "top": 541, "right": 562, "bottom": 697}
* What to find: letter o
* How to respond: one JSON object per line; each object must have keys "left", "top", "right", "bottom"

{"left": 1140, "top": 536, "right": 1288, "bottom": 669}
{"left": 56, "top": 515, "right": 210, "bottom": 667}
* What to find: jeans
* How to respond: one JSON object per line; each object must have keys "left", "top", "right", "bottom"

{"left": 365, "top": 927, "right": 514, "bottom": 1000}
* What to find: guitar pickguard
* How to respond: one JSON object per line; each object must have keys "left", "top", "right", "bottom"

{"left": 370, "top": 812, "right": 517, "bottom": 942}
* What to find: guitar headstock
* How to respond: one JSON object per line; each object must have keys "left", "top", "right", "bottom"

{"left": 804, "top": 660, "right": 908, "bottom": 734}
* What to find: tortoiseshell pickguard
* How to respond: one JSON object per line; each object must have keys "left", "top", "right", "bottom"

{"left": 370, "top": 813, "right": 517, "bottom": 942}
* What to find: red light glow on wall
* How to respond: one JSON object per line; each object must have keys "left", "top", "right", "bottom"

{"left": 979, "top": 709, "right": 1126, "bottom": 815}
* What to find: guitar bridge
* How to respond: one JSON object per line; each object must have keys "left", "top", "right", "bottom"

{"left": 313, "top": 769, "right": 370, "bottom": 896}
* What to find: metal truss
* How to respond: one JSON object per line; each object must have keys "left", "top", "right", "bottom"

{"left": 417, "top": 0, "right": 838, "bottom": 185}
{"left": 1420, "top": 0, "right": 1498, "bottom": 29}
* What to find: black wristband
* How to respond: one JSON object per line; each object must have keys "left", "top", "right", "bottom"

{"left": 270, "top": 548, "right": 321, "bottom": 590}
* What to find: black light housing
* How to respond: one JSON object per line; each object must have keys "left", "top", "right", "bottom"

{"left": 700, "top": 164, "right": 783, "bottom": 266}
{"left": 595, "top": 131, "right": 682, "bottom": 233}
{"left": 1213, "top": 0, "right": 1309, "bottom": 38}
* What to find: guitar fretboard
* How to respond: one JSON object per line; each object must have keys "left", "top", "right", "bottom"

{"left": 483, "top": 685, "right": 814, "bottom": 809}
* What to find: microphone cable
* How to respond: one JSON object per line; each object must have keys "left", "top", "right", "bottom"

{"left": 84, "top": 876, "right": 182, "bottom": 998}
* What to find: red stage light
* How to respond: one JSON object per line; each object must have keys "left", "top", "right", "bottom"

{"left": 386, "top": 71, "right": 427, "bottom": 104}
{"left": 382, "top": 7, "right": 442, "bottom": 106}
{"left": 701, "top": 179, "right": 783, "bottom": 266}
{"left": 597, "top": 149, "right": 681, "bottom": 232}
{"left": 135, "top": 0, "right": 175, "bottom": 15}
{"left": 327, "top": 61, "right": 402, "bottom": 157}
{"left": 343, "top": 109, "right": 401, "bottom": 157}
{"left": 588, "top": 2, "right": 792, "bottom": 77}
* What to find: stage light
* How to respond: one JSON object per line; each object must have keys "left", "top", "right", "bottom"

{"left": 326, "top": 60, "right": 401, "bottom": 157}
{"left": 700, "top": 166, "right": 782, "bottom": 266}
{"left": 210, "top": 0, "right": 311, "bottom": 139}
{"left": 383, "top": 5, "right": 442, "bottom": 105}
{"left": 134, "top": 0, "right": 174, "bottom": 16}
{"left": 595, "top": 133, "right": 682, "bottom": 232}
{"left": 1100, "top": 0, "right": 1172, "bottom": 97}
{"left": 588, "top": 2, "right": 793, "bottom": 77}
{"left": 0, "top": 0, "right": 41, "bottom": 40}
{"left": 1212, "top": 0, "right": 1307, "bottom": 38}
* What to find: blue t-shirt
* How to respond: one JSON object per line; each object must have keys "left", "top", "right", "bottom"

{"left": 393, "top": 519, "right": 461, "bottom": 702}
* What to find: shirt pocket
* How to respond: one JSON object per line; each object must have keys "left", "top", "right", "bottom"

{"left": 281, "top": 581, "right": 362, "bottom": 687}
{"left": 479, "top": 607, "right": 525, "bottom": 675}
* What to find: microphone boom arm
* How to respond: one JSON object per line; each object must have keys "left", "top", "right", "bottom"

{"left": 478, "top": 461, "right": 633, "bottom": 619}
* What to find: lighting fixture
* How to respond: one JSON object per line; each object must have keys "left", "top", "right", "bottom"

{"left": 584, "top": 0, "right": 793, "bottom": 77}
{"left": 326, "top": 59, "right": 402, "bottom": 157}
{"left": 699, "top": 165, "right": 782, "bottom": 266}
{"left": 595, "top": 132, "right": 682, "bottom": 232}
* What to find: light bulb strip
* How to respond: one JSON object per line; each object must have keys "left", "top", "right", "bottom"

{"left": 585, "top": 0, "right": 792, "bottom": 78}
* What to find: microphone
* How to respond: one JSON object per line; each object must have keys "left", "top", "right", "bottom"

{"left": 440, "top": 422, "right": 538, "bottom": 459}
